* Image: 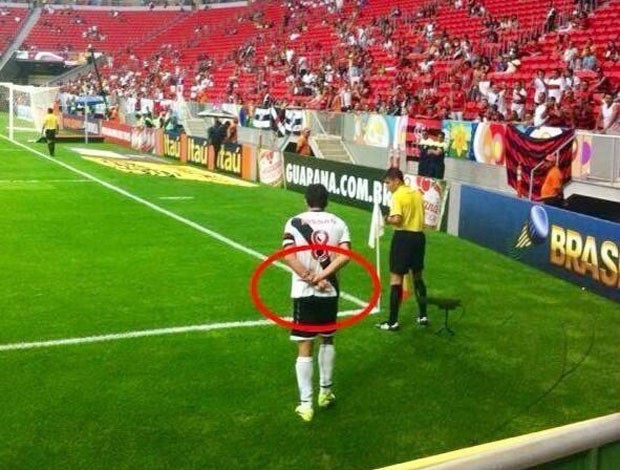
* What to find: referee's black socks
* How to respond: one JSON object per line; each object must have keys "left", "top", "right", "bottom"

{"left": 414, "top": 280, "right": 427, "bottom": 318}
{"left": 389, "top": 284, "right": 402, "bottom": 325}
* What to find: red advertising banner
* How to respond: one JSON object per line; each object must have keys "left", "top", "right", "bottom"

{"left": 101, "top": 121, "right": 132, "bottom": 146}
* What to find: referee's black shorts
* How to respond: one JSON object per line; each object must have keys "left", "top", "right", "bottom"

{"left": 290, "top": 296, "right": 338, "bottom": 341}
{"left": 389, "top": 230, "right": 426, "bottom": 275}
{"left": 44, "top": 129, "right": 57, "bottom": 141}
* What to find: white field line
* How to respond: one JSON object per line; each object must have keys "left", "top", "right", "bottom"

{"left": 0, "top": 309, "right": 377, "bottom": 352}
{"left": 0, "top": 179, "right": 92, "bottom": 183}
{"left": 158, "top": 196, "right": 195, "bottom": 200}
{"left": 0, "top": 136, "right": 373, "bottom": 311}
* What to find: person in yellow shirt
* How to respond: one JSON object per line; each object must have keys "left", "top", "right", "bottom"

{"left": 377, "top": 167, "right": 428, "bottom": 331}
{"left": 41, "top": 108, "right": 59, "bottom": 157}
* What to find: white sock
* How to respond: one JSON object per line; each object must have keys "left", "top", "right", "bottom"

{"left": 295, "top": 356, "right": 313, "bottom": 406}
{"left": 318, "top": 344, "right": 335, "bottom": 392}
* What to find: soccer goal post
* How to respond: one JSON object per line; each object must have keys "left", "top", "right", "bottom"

{"left": 0, "top": 82, "right": 59, "bottom": 141}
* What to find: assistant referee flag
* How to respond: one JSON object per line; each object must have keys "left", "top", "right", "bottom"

{"left": 368, "top": 202, "right": 384, "bottom": 249}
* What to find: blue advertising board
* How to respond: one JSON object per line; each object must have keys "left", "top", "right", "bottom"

{"left": 459, "top": 185, "right": 620, "bottom": 302}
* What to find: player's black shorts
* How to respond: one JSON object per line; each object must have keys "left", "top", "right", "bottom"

{"left": 290, "top": 296, "right": 338, "bottom": 341}
{"left": 44, "top": 129, "right": 57, "bottom": 141}
{"left": 389, "top": 230, "right": 425, "bottom": 275}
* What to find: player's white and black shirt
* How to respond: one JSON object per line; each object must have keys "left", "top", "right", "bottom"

{"left": 282, "top": 210, "right": 351, "bottom": 299}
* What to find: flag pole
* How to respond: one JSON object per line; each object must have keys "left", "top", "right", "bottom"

{"left": 375, "top": 232, "right": 381, "bottom": 314}
{"left": 368, "top": 202, "right": 384, "bottom": 315}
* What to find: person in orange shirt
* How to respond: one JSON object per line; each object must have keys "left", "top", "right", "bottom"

{"left": 296, "top": 128, "right": 312, "bottom": 156}
{"left": 540, "top": 156, "right": 564, "bottom": 206}
{"left": 227, "top": 118, "right": 238, "bottom": 143}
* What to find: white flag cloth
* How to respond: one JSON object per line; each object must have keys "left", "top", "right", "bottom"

{"left": 368, "top": 202, "right": 385, "bottom": 249}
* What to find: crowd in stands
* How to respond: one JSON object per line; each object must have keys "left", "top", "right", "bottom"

{"left": 42, "top": 0, "right": 620, "bottom": 132}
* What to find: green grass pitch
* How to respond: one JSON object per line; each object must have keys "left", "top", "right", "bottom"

{"left": 0, "top": 123, "right": 618, "bottom": 469}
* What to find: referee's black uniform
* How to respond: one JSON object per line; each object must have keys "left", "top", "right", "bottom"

{"left": 378, "top": 169, "right": 429, "bottom": 331}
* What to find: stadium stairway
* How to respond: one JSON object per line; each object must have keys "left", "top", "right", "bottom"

{"left": 0, "top": 6, "right": 40, "bottom": 75}
{"left": 313, "top": 136, "right": 354, "bottom": 163}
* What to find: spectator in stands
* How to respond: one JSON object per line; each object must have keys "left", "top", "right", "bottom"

{"left": 504, "top": 58, "right": 521, "bottom": 74}
{"left": 459, "top": 61, "right": 474, "bottom": 92}
{"left": 419, "top": 55, "right": 434, "bottom": 74}
{"left": 603, "top": 41, "right": 619, "bottom": 62}
{"left": 591, "top": 68, "right": 614, "bottom": 94}
{"left": 340, "top": 84, "right": 353, "bottom": 112}
{"left": 581, "top": 39, "right": 597, "bottom": 57}
{"left": 545, "top": 69, "right": 565, "bottom": 104}
{"left": 544, "top": 4, "right": 557, "bottom": 33}
{"left": 574, "top": 80, "right": 592, "bottom": 103}
{"left": 475, "top": 97, "right": 489, "bottom": 121}
{"left": 598, "top": 93, "right": 620, "bottom": 134}
{"left": 508, "top": 111, "right": 521, "bottom": 122}
{"left": 562, "top": 41, "right": 579, "bottom": 68}
{"left": 563, "top": 68, "right": 581, "bottom": 91}
{"left": 532, "top": 69, "right": 547, "bottom": 105}
{"left": 469, "top": 61, "right": 484, "bottom": 100}
{"left": 546, "top": 98, "right": 565, "bottom": 127}
{"left": 449, "top": 82, "right": 466, "bottom": 121}
{"left": 495, "top": 56, "right": 509, "bottom": 73}
{"left": 510, "top": 80, "right": 528, "bottom": 120}
{"left": 574, "top": 96, "right": 595, "bottom": 129}
{"left": 506, "top": 40, "right": 520, "bottom": 60}
{"left": 560, "top": 91, "right": 576, "bottom": 127}
{"left": 534, "top": 93, "right": 550, "bottom": 127}
{"left": 486, "top": 104, "right": 504, "bottom": 122}
{"left": 581, "top": 47, "right": 598, "bottom": 70}
{"left": 485, "top": 83, "right": 507, "bottom": 118}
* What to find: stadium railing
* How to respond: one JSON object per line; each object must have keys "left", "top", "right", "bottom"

{"left": 378, "top": 412, "right": 620, "bottom": 470}
{"left": 80, "top": 95, "right": 620, "bottom": 195}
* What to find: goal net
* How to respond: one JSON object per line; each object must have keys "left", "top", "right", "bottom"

{"left": 0, "top": 82, "right": 59, "bottom": 140}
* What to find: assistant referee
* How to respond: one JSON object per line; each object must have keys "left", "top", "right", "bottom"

{"left": 42, "top": 108, "right": 59, "bottom": 157}
{"left": 377, "top": 167, "right": 428, "bottom": 331}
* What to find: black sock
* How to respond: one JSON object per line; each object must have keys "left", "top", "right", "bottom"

{"left": 415, "top": 279, "right": 427, "bottom": 317}
{"left": 389, "top": 284, "right": 402, "bottom": 325}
